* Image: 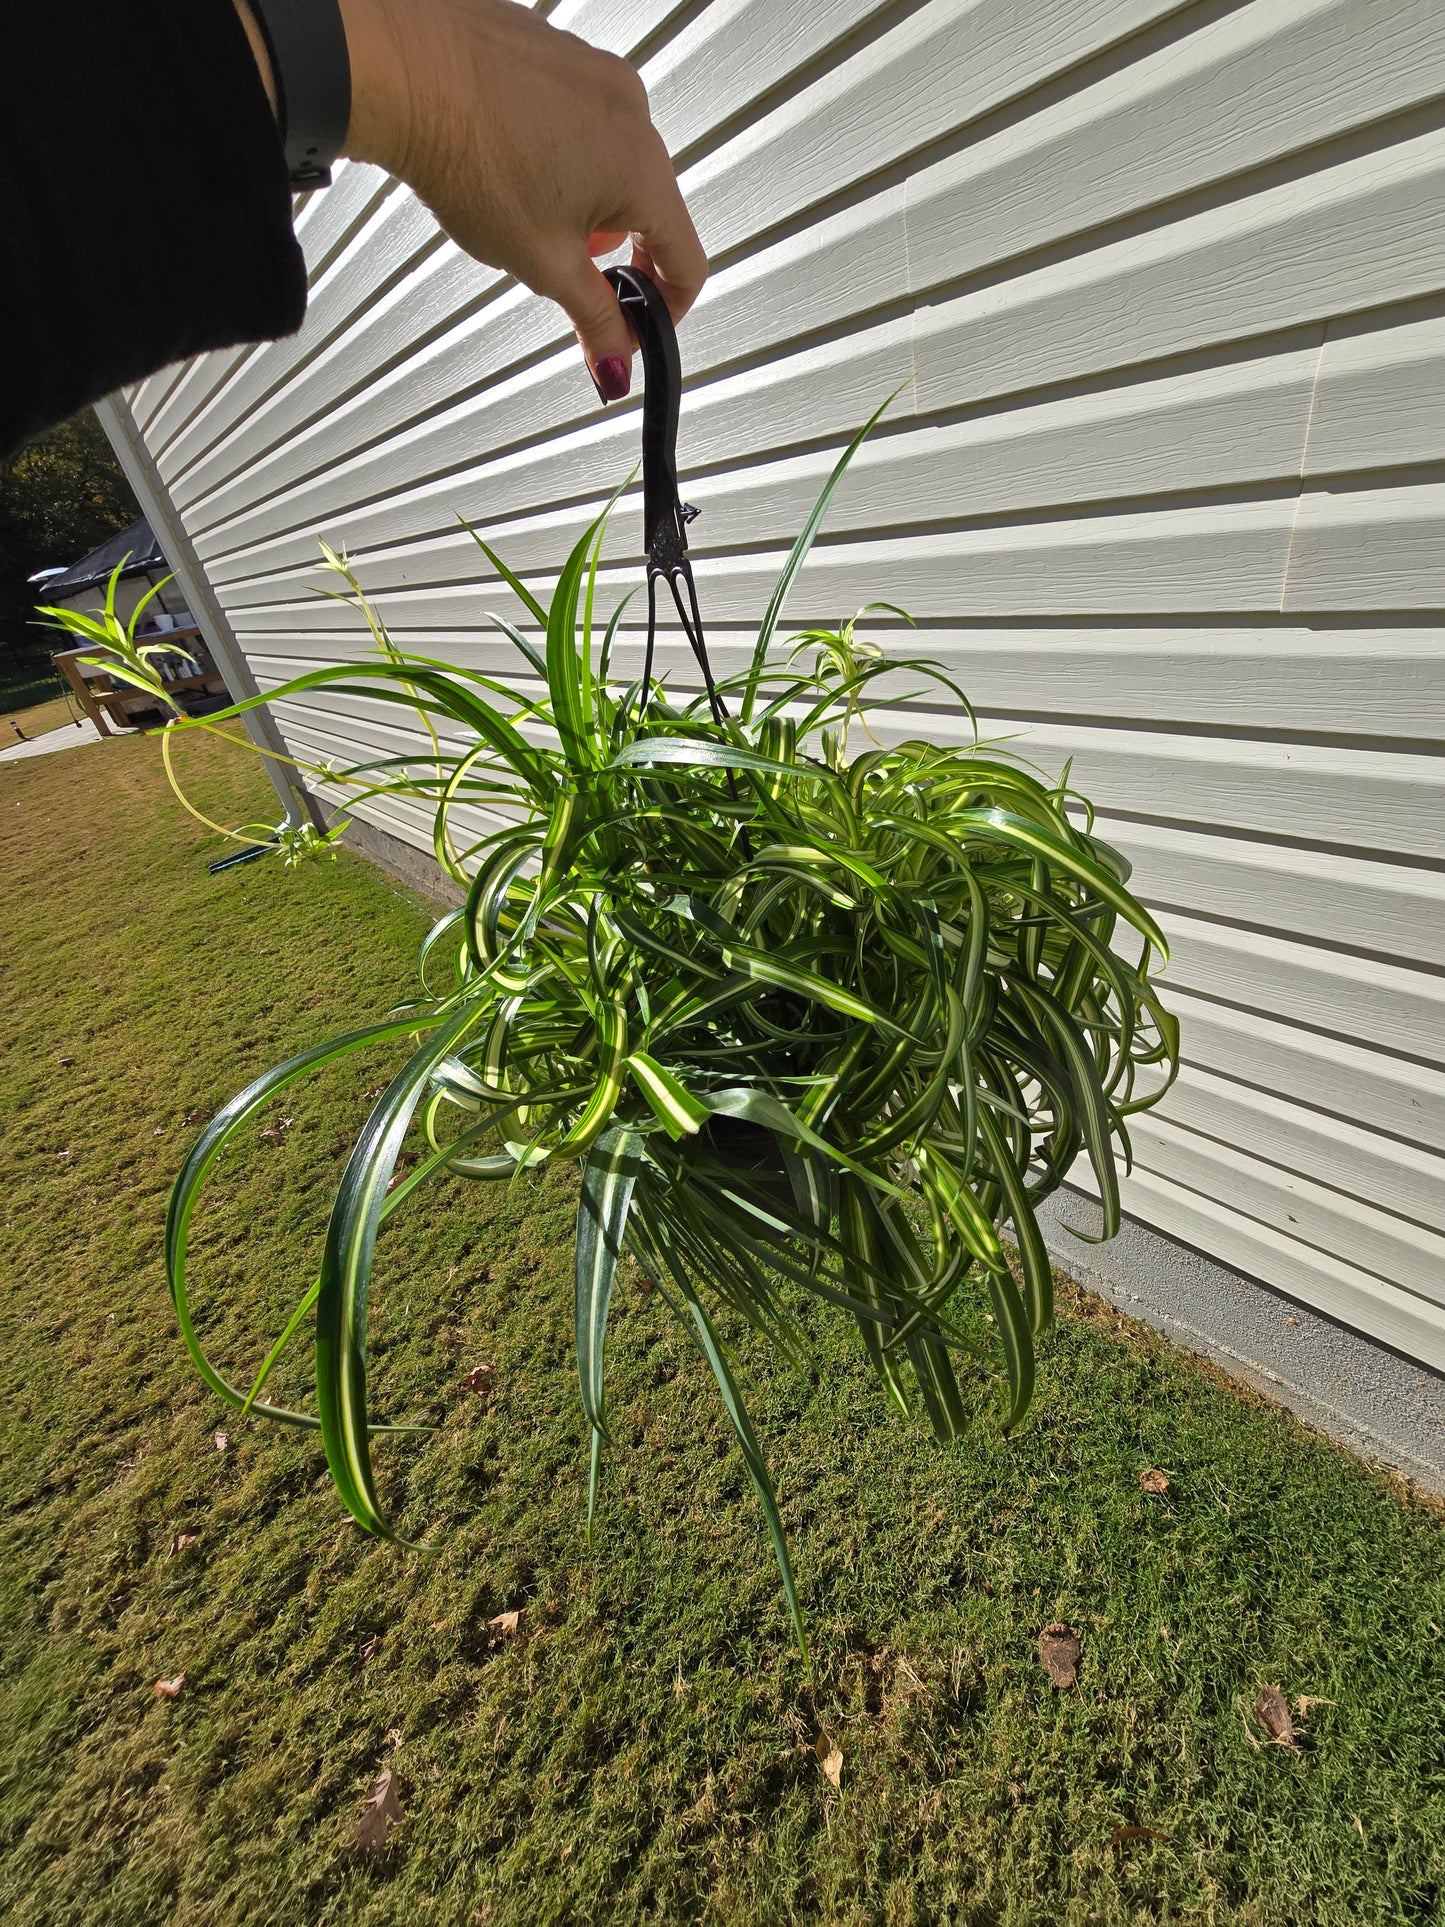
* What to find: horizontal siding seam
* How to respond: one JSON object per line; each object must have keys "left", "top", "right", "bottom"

{"left": 1117, "top": 1154, "right": 1445, "bottom": 1316}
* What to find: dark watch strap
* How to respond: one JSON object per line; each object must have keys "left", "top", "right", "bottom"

{"left": 243, "top": 0, "right": 352, "bottom": 190}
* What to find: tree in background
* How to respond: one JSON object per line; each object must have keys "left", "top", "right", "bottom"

{"left": 0, "top": 410, "right": 139, "bottom": 709}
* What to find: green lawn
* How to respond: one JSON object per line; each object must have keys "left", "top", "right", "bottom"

{"left": 1, "top": 728, "right": 1441, "bottom": 1927}
{"left": 1, "top": 691, "right": 84, "bottom": 744}
{"left": 0, "top": 661, "right": 73, "bottom": 718}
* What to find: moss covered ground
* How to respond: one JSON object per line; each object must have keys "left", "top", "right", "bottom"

{"left": 1, "top": 728, "right": 1441, "bottom": 1926}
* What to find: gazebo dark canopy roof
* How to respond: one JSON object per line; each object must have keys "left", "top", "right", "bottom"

{"left": 43, "top": 518, "right": 167, "bottom": 598}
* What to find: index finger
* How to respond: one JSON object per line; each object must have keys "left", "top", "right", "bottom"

{"left": 623, "top": 151, "right": 708, "bottom": 324}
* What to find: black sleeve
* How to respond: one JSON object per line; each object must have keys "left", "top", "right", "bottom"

{"left": 1, "top": 0, "right": 308, "bottom": 456}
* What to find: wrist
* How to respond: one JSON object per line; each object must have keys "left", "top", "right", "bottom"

{"left": 231, "top": 0, "right": 279, "bottom": 117}
{"left": 336, "top": 0, "right": 417, "bottom": 176}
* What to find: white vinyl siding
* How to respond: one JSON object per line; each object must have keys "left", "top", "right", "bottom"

{"left": 115, "top": 0, "right": 1445, "bottom": 1371}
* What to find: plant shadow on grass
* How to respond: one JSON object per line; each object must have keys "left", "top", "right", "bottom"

{"left": 0, "top": 731, "right": 1441, "bottom": 1927}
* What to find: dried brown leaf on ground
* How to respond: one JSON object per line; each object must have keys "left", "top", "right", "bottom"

{"left": 385, "top": 1150, "right": 420, "bottom": 1193}
{"left": 359, "top": 1635, "right": 382, "bottom": 1665}
{"left": 464, "top": 1363, "right": 495, "bottom": 1396}
{"left": 258, "top": 1116, "right": 293, "bottom": 1145}
{"left": 815, "top": 1729, "right": 843, "bottom": 1788}
{"left": 1038, "top": 1624, "right": 1081, "bottom": 1688}
{"left": 212, "top": 1431, "right": 229, "bottom": 1453}
{"left": 153, "top": 1674, "right": 185, "bottom": 1699}
{"left": 1108, "top": 1824, "right": 1166, "bottom": 1848}
{"left": 488, "top": 1609, "right": 524, "bottom": 1643}
{"left": 1254, "top": 1686, "right": 1297, "bottom": 1748}
{"left": 1139, "top": 1468, "right": 1170, "bottom": 1495}
{"left": 168, "top": 1531, "right": 197, "bottom": 1555}
{"left": 181, "top": 1106, "right": 213, "bottom": 1126}
{"left": 350, "top": 1768, "right": 403, "bottom": 1853}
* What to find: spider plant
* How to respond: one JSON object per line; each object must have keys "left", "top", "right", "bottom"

{"left": 36, "top": 559, "right": 350, "bottom": 865}
{"left": 158, "top": 426, "right": 1178, "bottom": 1655}
{"left": 35, "top": 556, "right": 201, "bottom": 703}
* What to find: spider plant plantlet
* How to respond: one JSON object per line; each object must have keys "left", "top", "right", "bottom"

{"left": 151, "top": 422, "right": 1179, "bottom": 1657}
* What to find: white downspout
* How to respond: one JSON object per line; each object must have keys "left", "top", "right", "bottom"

{"left": 92, "top": 391, "right": 321, "bottom": 829}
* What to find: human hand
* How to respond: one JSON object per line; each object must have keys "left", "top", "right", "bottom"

{"left": 331, "top": 0, "right": 705, "bottom": 399}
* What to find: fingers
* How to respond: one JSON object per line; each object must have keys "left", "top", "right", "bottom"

{"left": 629, "top": 167, "right": 708, "bottom": 324}
{"left": 552, "top": 149, "right": 707, "bottom": 401}
{"left": 549, "top": 253, "right": 636, "bottom": 400}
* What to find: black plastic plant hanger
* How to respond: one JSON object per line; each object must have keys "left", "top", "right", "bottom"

{"left": 603, "top": 264, "right": 729, "bottom": 728}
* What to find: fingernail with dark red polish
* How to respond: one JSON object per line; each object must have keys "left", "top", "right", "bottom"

{"left": 594, "top": 355, "right": 631, "bottom": 402}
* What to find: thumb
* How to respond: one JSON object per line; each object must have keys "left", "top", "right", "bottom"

{"left": 549, "top": 253, "right": 635, "bottom": 401}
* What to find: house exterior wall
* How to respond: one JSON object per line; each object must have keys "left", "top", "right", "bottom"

{"left": 108, "top": 0, "right": 1445, "bottom": 1377}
